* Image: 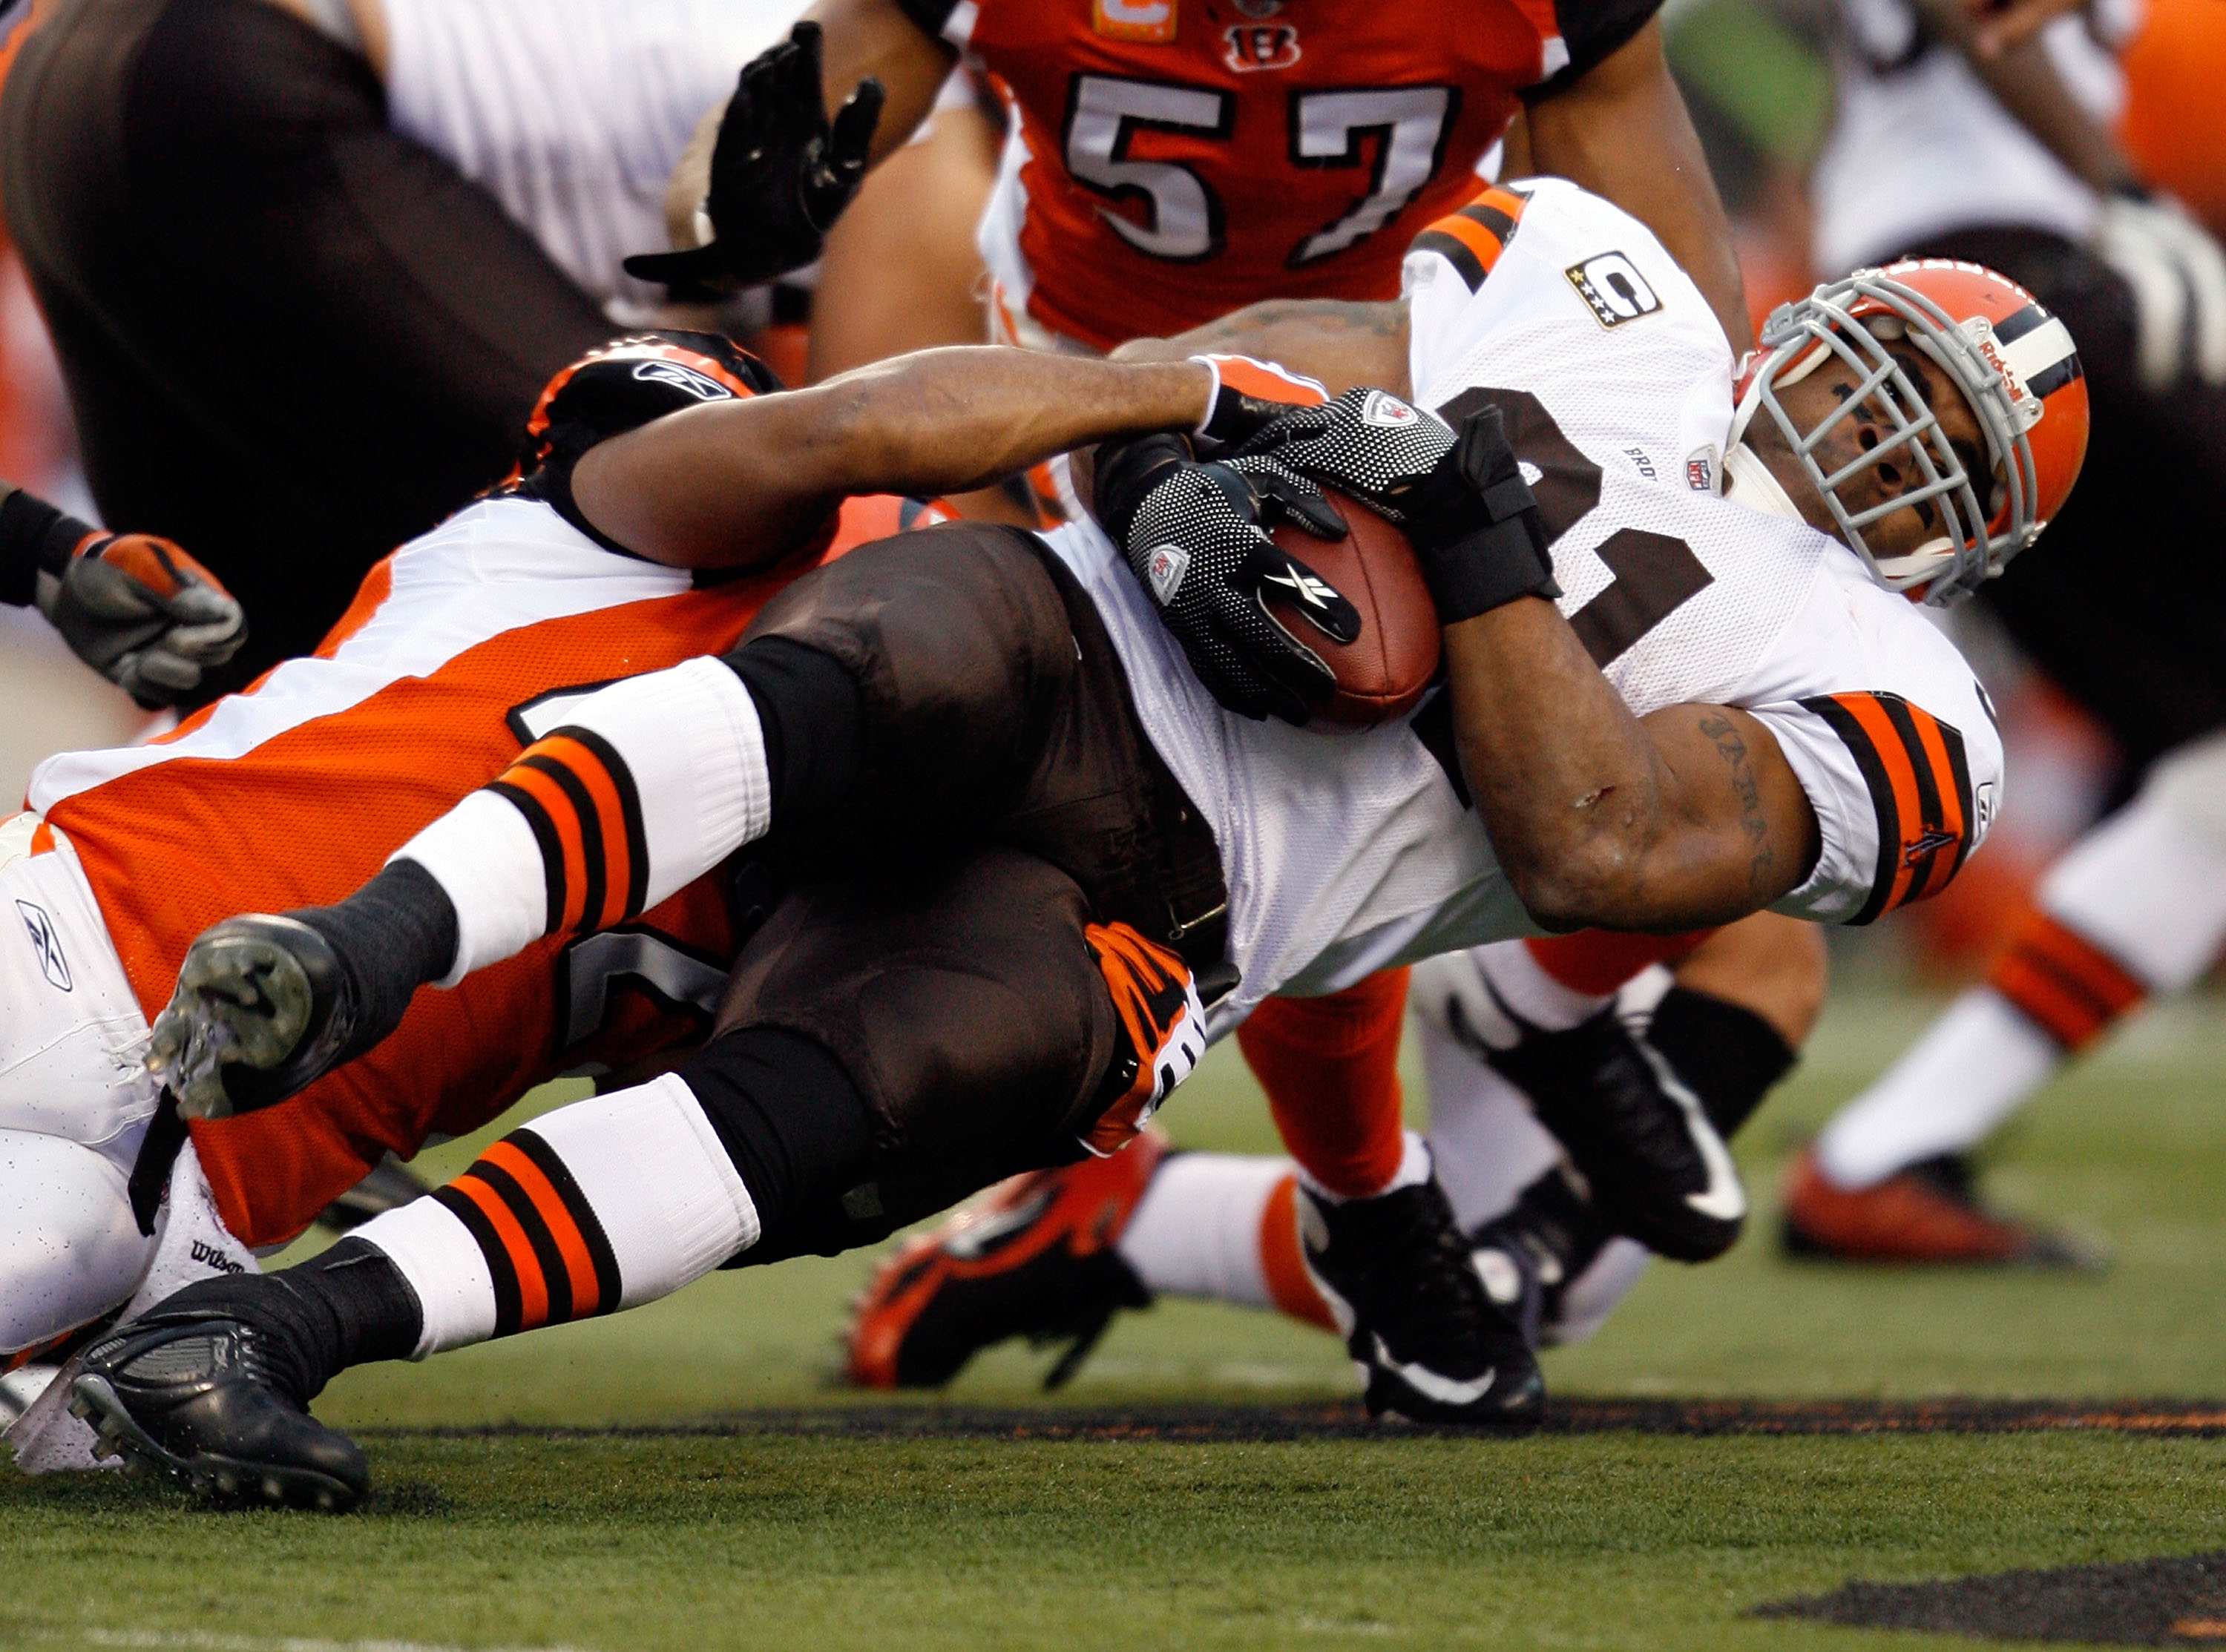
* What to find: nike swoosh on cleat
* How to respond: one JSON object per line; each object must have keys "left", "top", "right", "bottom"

{"left": 1370, "top": 1335, "right": 1497, "bottom": 1407}
{"left": 1638, "top": 1042, "right": 1747, "bottom": 1222}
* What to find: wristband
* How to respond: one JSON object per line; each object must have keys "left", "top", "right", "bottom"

{"left": 1403, "top": 406, "right": 1560, "bottom": 625}
{"left": 0, "top": 485, "right": 94, "bottom": 608}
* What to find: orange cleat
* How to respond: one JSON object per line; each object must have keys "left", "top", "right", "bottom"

{"left": 1779, "top": 1146, "right": 2102, "bottom": 1268}
{"left": 844, "top": 1128, "right": 1169, "bottom": 1389}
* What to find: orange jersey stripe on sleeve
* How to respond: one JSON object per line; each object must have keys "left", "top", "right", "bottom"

{"left": 1409, "top": 186, "right": 1531, "bottom": 293}
{"left": 1801, "top": 691, "right": 1977, "bottom": 924}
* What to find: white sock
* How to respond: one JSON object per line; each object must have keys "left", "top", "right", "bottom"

{"left": 1416, "top": 1014, "right": 1564, "bottom": 1230}
{"left": 1117, "top": 1153, "right": 1288, "bottom": 1307}
{"left": 353, "top": 1073, "right": 758, "bottom": 1356}
{"left": 1812, "top": 989, "right": 2061, "bottom": 1188}
{"left": 2036, "top": 752, "right": 2226, "bottom": 990}
{"left": 398, "top": 657, "right": 772, "bottom": 983}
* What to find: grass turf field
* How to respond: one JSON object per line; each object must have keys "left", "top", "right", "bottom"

{"left": 4, "top": 985, "right": 2225, "bottom": 1651}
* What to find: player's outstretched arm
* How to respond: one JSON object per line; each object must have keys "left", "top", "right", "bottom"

{"left": 570, "top": 347, "right": 1214, "bottom": 569}
{"left": 1525, "top": 18, "right": 1752, "bottom": 354}
{"left": 1440, "top": 601, "right": 1820, "bottom": 932}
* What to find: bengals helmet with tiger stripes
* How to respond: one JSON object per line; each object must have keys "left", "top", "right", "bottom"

{"left": 503, "top": 330, "right": 782, "bottom": 550}
{"left": 1729, "top": 260, "right": 2089, "bottom": 605}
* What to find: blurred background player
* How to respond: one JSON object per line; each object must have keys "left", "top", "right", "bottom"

{"left": 1779, "top": 0, "right": 2226, "bottom": 1263}
{"left": 0, "top": 0, "right": 823, "bottom": 694}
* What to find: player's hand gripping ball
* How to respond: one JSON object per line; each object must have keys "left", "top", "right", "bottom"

{"left": 39, "top": 528, "right": 246, "bottom": 707}
{"left": 624, "top": 22, "right": 884, "bottom": 292}
{"left": 1094, "top": 434, "right": 1439, "bottom": 730}
{"left": 1243, "top": 392, "right": 1559, "bottom": 626}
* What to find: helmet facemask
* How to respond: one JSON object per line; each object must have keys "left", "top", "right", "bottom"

{"left": 1731, "top": 271, "right": 2040, "bottom": 605}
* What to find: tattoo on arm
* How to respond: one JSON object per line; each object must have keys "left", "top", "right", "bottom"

{"left": 1178, "top": 299, "right": 1408, "bottom": 350}
{"left": 1697, "top": 711, "right": 1774, "bottom": 888}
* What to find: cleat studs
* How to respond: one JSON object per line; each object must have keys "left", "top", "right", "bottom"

{"left": 215, "top": 1471, "right": 238, "bottom": 1495}
{"left": 66, "top": 1395, "right": 91, "bottom": 1421}
{"left": 262, "top": 1475, "right": 283, "bottom": 1503}
{"left": 315, "top": 1488, "right": 336, "bottom": 1510}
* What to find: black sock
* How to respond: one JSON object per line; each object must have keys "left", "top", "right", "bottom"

{"left": 289, "top": 859, "right": 460, "bottom": 1058}
{"left": 680, "top": 1027, "right": 874, "bottom": 1246}
{"left": 1645, "top": 984, "right": 1797, "bottom": 1139}
{"left": 720, "top": 636, "right": 865, "bottom": 835}
{"left": 141, "top": 1238, "right": 424, "bottom": 1404}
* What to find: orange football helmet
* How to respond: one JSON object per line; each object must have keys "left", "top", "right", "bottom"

{"left": 1730, "top": 260, "right": 2089, "bottom": 604}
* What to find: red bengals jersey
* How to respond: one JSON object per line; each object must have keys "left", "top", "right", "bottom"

{"left": 913, "top": 0, "right": 1658, "bottom": 346}
{"left": 25, "top": 493, "right": 922, "bottom": 1246}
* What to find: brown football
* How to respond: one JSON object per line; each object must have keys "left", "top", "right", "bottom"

{"left": 1262, "top": 486, "right": 1442, "bottom": 731}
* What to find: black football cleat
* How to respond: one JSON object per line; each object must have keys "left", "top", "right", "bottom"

{"left": 1486, "top": 1006, "right": 1746, "bottom": 1263}
{"left": 1298, "top": 1171, "right": 1544, "bottom": 1431}
{"left": 847, "top": 1132, "right": 1166, "bottom": 1389}
{"left": 146, "top": 915, "right": 365, "bottom": 1119}
{"left": 1467, "top": 1165, "right": 1613, "bottom": 1349}
{"left": 68, "top": 1315, "right": 367, "bottom": 1512}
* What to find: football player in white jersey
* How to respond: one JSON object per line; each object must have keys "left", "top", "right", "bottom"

{"left": 1782, "top": 0, "right": 2226, "bottom": 1263}
{"left": 65, "top": 177, "right": 2081, "bottom": 1509}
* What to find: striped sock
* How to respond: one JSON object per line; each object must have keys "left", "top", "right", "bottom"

{"left": 397, "top": 656, "right": 771, "bottom": 983}
{"left": 351, "top": 1073, "right": 758, "bottom": 1355}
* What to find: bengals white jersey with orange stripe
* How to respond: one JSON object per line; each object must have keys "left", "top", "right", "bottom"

{"left": 1041, "top": 177, "right": 2003, "bottom": 1027}
{"left": 914, "top": 0, "right": 1660, "bottom": 347}
{"left": 16, "top": 496, "right": 908, "bottom": 1248}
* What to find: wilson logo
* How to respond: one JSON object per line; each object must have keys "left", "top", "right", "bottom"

{"left": 189, "top": 1239, "right": 248, "bottom": 1275}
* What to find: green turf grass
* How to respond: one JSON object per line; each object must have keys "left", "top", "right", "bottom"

{"left": 4, "top": 987, "right": 2222, "bottom": 1650}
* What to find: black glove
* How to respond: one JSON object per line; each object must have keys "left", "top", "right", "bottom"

{"left": 1093, "top": 433, "right": 1358, "bottom": 726}
{"left": 624, "top": 23, "right": 884, "bottom": 291}
{"left": 1242, "top": 391, "right": 1559, "bottom": 623}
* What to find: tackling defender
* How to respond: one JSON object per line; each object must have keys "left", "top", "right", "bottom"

{"left": 0, "top": 328, "right": 1284, "bottom": 1467}
{"left": 70, "top": 176, "right": 2078, "bottom": 1509}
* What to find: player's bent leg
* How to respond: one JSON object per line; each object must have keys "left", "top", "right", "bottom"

{"left": 846, "top": 1128, "right": 1167, "bottom": 1390}
{"left": 1793, "top": 736, "right": 2226, "bottom": 1263}
{"left": 149, "top": 524, "right": 1086, "bottom": 1118}
{"left": 0, "top": 1131, "right": 151, "bottom": 1358}
{"left": 1235, "top": 973, "right": 1543, "bottom": 1429}
{"left": 1414, "top": 935, "right": 1744, "bottom": 1262}
{"left": 77, "top": 846, "right": 1194, "bottom": 1507}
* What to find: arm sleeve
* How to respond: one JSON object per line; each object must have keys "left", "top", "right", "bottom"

{"left": 891, "top": 0, "right": 973, "bottom": 47}
{"left": 1525, "top": 0, "right": 1667, "bottom": 99}
{"left": 1747, "top": 674, "right": 2001, "bottom": 927}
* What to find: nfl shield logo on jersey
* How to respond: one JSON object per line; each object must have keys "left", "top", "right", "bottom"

{"left": 1146, "top": 543, "right": 1191, "bottom": 605}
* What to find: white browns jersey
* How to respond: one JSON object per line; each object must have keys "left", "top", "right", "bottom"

{"left": 1043, "top": 177, "right": 2002, "bottom": 1033}
{"left": 379, "top": 0, "right": 807, "bottom": 311}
